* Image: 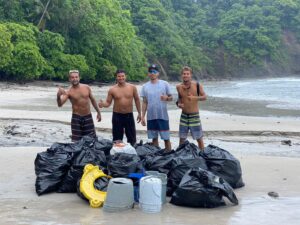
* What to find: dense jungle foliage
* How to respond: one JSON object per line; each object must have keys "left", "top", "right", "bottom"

{"left": 1, "top": 0, "right": 300, "bottom": 81}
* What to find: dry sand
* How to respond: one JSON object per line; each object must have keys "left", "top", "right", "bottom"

{"left": 0, "top": 81, "right": 300, "bottom": 225}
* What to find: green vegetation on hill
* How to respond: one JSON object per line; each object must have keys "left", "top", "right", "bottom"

{"left": 1, "top": 0, "right": 300, "bottom": 81}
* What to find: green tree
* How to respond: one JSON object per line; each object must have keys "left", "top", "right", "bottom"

{"left": 0, "top": 24, "right": 13, "bottom": 68}
{"left": 5, "top": 42, "right": 46, "bottom": 80}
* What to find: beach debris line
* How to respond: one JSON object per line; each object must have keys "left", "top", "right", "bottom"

{"left": 268, "top": 191, "right": 279, "bottom": 198}
{"left": 281, "top": 140, "right": 292, "bottom": 146}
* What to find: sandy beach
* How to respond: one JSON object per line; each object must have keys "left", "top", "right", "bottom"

{"left": 0, "top": 81, "right": 300, "bottom": 225}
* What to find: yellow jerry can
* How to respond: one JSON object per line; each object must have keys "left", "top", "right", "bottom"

{"left": 80, "top": 164, "right": 112, "bottom": 208}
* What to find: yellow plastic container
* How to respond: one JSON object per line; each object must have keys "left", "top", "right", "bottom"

{"left": 80, "top": 164, "right": 111, "bottom": 208}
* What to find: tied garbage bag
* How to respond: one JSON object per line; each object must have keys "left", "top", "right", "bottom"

{"left": 167, "top": 157, "right": 207, "bottom": 196}
{"left": 35, "top": 147, "right": 72, "bottom": 195}
{"left": 108, "top": 153, "right": 144, "bottom": 177}
{"left": 94, "top": 137, "right": 113, "bottom": 159}
{"left": 174, "top": 140, "right": 202, "bottom": 159}
{"left": 171, "top": 168, "right": 239, "bottom": 208}
{"left": 57, "top": 138, "right": 107, "bottom": 193}
{"left": 167, "top": 141, "right": 208, "bottom": 195}
{"left": 135, "top": 143, "right": 161, "bottom": 160}
{"left": 144, "top": 149, "right": 175, "bottom": 174}
{"left": 202, "top": 145, "right": 245, "bottom": 188}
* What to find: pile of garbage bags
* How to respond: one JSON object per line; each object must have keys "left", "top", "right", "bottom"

{"left": 35, "top": 136, "right": 244, "bottom": 208}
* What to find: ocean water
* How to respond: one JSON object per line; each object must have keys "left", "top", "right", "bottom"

{"left": 203, "top": 77, "right": 300, "bottom": 111}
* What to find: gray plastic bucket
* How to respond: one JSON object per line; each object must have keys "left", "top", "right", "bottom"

{"left": 103, "top": 178, "right": 134, "bottom": 212}
{"left": 139, "top": 176, "right": 162, "bottom": 213}
{"left": 145, "top": 171, "right": 167, "bottom": 204}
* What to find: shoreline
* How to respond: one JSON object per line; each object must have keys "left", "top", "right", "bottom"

{"left": 1, "top": 81, "right": 300, "bottom": 224}
{"left": 1, "top": 79, "right": 300, "bottom": 118}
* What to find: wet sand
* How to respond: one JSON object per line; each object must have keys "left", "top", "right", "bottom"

{"left": 0, "top": 81, "right": 300, "bottom": 224}
{"left": 0, "top": 147, "right": 300, "bottom": 225}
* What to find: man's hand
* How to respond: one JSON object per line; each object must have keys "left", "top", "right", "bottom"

{"left": 96, "top": 112, "right": 101, "bottom": 122}
{"left": 141, "top": 117, "right": 146, "bottom": 126}
{"left": 57, "top": 87, "right": 67, "bottom": 97}
{"left": 98, "top": 99, "right": 104, "bottom": 108}
{"left": 178, "top": 102, "right": 184, "bottom": 108}
{"left": 160, "top": 95, "right": 169, "bottom": 101}
{"left": 187, "top": 93, "right": 198, "bottom": 101}
{"left": 137, "top": 113, "right": 141, "bottom": 123}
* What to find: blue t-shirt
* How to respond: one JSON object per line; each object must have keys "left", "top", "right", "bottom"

{"left": 140, "top": 80, "right": 171, "bottom": 121}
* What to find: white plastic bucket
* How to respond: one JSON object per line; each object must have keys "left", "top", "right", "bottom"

{"left": 139, "top": 176, "right": 162, "bottom": 213}
{"left": 145, "top": 171, "right": 167, "bottom": 204}
{"left": 103, "top": 178, "right": 134, "bottom": 212}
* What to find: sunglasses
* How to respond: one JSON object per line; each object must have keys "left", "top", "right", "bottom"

{"left": 149, "top": 70, "right": 158, "bottom": 74}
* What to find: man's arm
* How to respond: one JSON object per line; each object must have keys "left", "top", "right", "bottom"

{"left": 89, "top": 87, "right": 101, "bottom": 122}
{"left": 57, "top": 87, "right": 69, "bottom": 107}
{"left": 198, "top": 84, "right": 207, "bottom": 101}
{"left": 133, "top": 86, "right": 141, "bottom": 123}
{"left": 98, "top": 89, "right": 113, "bottom": 108}
{"left": 161, "top": 82, "right": 173, "bottom": 101}
{"left": 176, "top": 85, "right": 184, "bottom": 108}
{"left": 188, "top": 83, "right": 207, "bottom": 101}
{"left": 141, "top": 97, "right": 147, "bottom": 126}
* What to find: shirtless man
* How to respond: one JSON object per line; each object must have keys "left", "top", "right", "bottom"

{"left": 98, "top": 69, "right": 141, "bottom": 146}
{"left": 57, "top": 70, "right": 101, "bottom": 142}
{"left": 176, "top": 66, "right": 207, "bottom": 150}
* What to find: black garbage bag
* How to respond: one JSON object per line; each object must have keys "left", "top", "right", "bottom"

{"left": 57, "top": 141, "right": 107, "bottom": 193}
{"left": 202, "top": 145, "right": 245, "bottom": 188}
{"left": 76, "top": 176, "right": 110, "bottom": 201}
{"left": 167, "top": 157, "right": 207, "bottom": 196}
{"left": 144, "top": 149, "right": 175, "bottom": 174}
{"left": 174, "top": 140, "right": 202, "bottom": 159}
{"left": 35, "top": 148, "right": 72, "bottom": 195}
{"left": 108, "top": 153, "right": 144, "bottom": 177}
{"left": 135, "top": 143, "right": 161, "bottom": 160}
{"left": 94, "top": 137, "right": 113, "bottom": 159}
{"left": 171, "top": 168, "right": 239, "bottom": 208}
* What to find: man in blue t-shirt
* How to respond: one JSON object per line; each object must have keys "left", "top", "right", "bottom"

{"left": 141, "top": 64, "right": 173, "bottom": 151}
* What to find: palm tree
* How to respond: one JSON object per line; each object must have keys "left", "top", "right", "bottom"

{"left": 37, "top": 0, "right": 52, "bottom": 31}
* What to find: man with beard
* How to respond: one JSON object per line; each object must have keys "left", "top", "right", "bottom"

{"left": 176, "top": 66, "right": 207, "bottom": 150}
{"left": 98, "top": 69, "right": 141, "bottom": 146}
{"left": 141, "top": 64, "right": 173, "bottom": 151}
{"left": 56, "top": 70, "right": 101, "bottom": 142}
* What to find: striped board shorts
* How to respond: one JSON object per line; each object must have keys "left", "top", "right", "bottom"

{"left": 179, "top": 112, "right": 203, "bottom": 140}
{"left": 71, "top": 113, "right": 96, "bottom": 142}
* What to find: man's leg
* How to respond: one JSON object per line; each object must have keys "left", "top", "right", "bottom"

{"left": 147, "top": 119, "right": 159, "bottom": 147}
{"left": 82, "top": 114, "right": 96, "bottom": 138}
{"left": 152, "top": 138, "right": 159, "bottom": 147}
{"left": 189, "top": 113, "right": 204, "bottom": 150}
{"left": 196, "top": 138, "right": 205, "bottom": 151}
{"left": 164, "top": 139, "right": 172, "bottom": 151}
{"left": 179, "top": 113, "right": 189, "bottom": 147}
{"left": 179, "top": 138, "right": 186, "bottom": 146}
{"left": 71, "top": 114, "right": 83, "bottom": 142}
{"left": 112, "top": 112, "right": 124, "bottom": 142}
{"left": 125, "top": 113, "right": 136, "bottom": 146}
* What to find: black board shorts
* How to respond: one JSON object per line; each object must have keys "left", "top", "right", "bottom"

{"left": 112, "top": 112, "right": 136, "bottom": 146}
